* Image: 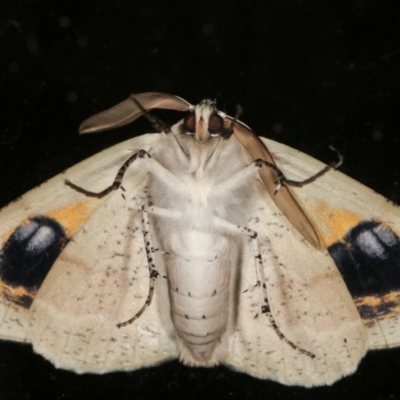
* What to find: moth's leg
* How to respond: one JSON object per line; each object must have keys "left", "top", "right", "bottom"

{"left": 213, "top": 148, "right": 343, "bottom": 197}
{"left": 65, "top": 150, "right": 151, "bottom": 197}
{"left": 211, "top": 215, "right": 315, "bottom": 359}
{"left": 65, "top": 150, "right": 188, "bottom": 198}
{"left": 255, "top": 146, "right": 343, "bottom": 192}
{"left": 117, "top": 204, "right": 183, "bottom": 328}
{"left": 117, "top": 205, "right": 163, "bottom": 328}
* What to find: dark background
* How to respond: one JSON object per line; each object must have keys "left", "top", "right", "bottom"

{"left": 0, "top": 1, "right": 399, "bottom": 399}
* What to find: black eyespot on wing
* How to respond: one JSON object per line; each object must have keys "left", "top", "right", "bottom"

{"left": 328, "top": 221, "right": 400, "bottom": 324}
{"left": 0, "top": 216, "right": 69, "bottom": 309}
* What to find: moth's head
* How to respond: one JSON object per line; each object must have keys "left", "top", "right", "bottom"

{"left": 179, "top": 99, "right": 233, "bottom": 143}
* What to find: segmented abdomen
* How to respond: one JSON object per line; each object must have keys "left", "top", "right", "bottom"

{"left": 166, "top": 231, "right": 231, "bottom": 365}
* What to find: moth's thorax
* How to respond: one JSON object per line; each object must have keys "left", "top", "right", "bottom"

{"left": 151, "top": 132, "right": 253, "bottom": 222}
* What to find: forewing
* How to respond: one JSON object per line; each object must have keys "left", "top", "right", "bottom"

{"left": 225, "top": 174, "right": 367, "bottom": 387}
{"left": 263, "top": 137, "right": 400, "bottom": 350}
{"left": 79, "top": 93, "right": 192, "bottom": 134}
{"left": 226, "top": 117, "right": 321, "bottom": 250}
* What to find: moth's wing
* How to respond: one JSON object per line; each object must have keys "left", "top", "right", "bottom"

{"left": 263, "top": 137, "right": 400, "bottom": 350}
{"left": 224, "top": 172, "right": 367, "bottom": 387}
{"left": 0, "top": 134, "right": 177, "bottom": 364}
{"left": 224, "top": 116, "right": 321, "bottom": 250}
{"left": 80, "top": 92, "right": 192, "bottom": 134}
{"left": 26, "top": 155, "right": 178, "bottom": 373}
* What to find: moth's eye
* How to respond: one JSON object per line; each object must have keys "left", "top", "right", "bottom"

{"left": 183, "top": 113, "right": 196, "bottom": 135}
{"left": 208, "top": 114, "right": 224, "bottom": 136}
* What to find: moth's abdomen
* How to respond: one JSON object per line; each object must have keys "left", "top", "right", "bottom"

{"left": 166, "top": 232, "right": 231, "bottom": 365}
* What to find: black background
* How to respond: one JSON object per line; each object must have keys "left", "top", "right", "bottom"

{"left": 0, "top": 1, "right": 399, "bottom": 399}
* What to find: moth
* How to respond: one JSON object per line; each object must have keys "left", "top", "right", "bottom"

{"left": 0, "top": 93, "right": 399, "bottom": 387}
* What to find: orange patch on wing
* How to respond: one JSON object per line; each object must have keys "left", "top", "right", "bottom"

{"left": 356, "top": 294, "right": 392, "bottom": 309}
{"left": 0, "top": 281, "right": 35, "bottom": 309}
{"left": 0, "top": 199, "right": 97, "bottom": 244}
{"left": 47, "top": 198, "right": 97, "bottom": 236}
{"left": 354, "top": 291, "right": 400, "bottom": 325}
{"left": 310, "top": 202, "right": 364, "bottom": 247}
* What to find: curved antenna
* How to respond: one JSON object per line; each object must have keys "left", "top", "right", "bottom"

{"left": 79, "top": 92, "right": 192, "bottom": 134}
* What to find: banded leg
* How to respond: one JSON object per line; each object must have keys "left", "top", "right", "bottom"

{"left": 116, "top": 205, "right": 160, "bottom": 328}
{"left": 65, "top": 149, "right": 151, "bottom": 197}
{"left": 212, "top": 147, "right": 343, "bottom": 199}
{"left": 65, "top": 149, "right": 188, "bottom": 198}
{"left": 210, "top": 215, "right": 315, "bottom": 359}
{"left": 116, "top": 204, "right": 184, "bottom": 327}
{"left": 255, "top": 146, "right": 343, "bottom": 193}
